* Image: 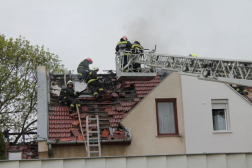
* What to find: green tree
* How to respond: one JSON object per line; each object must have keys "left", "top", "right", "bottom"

{"left": 0, "top": 130, "right": 6, "bottom": 159}
{"left": 0, "top": 35, "right": 65, "bottom": 144}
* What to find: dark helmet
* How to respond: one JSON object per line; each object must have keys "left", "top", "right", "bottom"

{"left": 134, "top": 41, "right": 140, "bottom": 45}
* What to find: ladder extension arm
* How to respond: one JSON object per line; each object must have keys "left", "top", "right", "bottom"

{"left": 133, "top": 53, "right": 252, "bottom": 86}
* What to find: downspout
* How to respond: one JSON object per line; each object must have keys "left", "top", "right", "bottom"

{"left": 48, "top": 144, "right": 53, "bottom": 158}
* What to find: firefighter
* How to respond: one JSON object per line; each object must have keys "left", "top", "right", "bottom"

{"left": 115, "top": 36, "right": 132, "bottom": 70}
{"left": 87, "top": 67, "right": 104, "bottom": 99}
{"left": 77, "top": 58, "right": 93, "bottom": 82}
{"left": 189, "top": 53, "right": 197, "bottom": 68}
{"left": 189, "top": 54, "right": 197, "bottom": 57}
{"left": 236, "top": 86, "right": 248, "bottom": 95}
{"left": 60, "top": 80, "right": 83, "bottom": 113}
{"left": 131, "top": 41, "right": 144, "bottom": 71}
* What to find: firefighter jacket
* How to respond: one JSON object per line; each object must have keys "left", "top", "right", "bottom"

{"left": 131, "top": 43, "right": 143, "bottom": 53}
{"left": 60, "top": 87, "right": 81, "bottom": 99}
{"left": 87, "top": 71, "right": 99, "bottom": 85}
{"left": 78, "top": 59, "right": 90, "bottom": 70}
{"left": 115, "top": 38, "right": 132, "bottom": 52}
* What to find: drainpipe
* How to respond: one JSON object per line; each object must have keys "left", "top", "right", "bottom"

{"left": 48, "top": 144, "right": 53, "bottom": 158}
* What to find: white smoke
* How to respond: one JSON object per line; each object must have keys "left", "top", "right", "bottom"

{"left": 123, "top": 0, "right": 252, "bottom": 60}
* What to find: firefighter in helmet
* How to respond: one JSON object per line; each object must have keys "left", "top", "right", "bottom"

{"left": 60, "top": 80, "right": 83, "bottom": 113}
{"left": 77, "top": 58, "right": 93, "bottom": 82}
{"left": 131, "top": 40, "right": 144, "bottom": 71}
{"left": 87, "top": 67, "right": 105, "bottom": 99}
{"left": 115, "top": 36, "right": 132, "bottom": 69}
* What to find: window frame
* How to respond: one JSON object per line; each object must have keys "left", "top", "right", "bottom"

{"left": 211, "top": 99, "right": 230, "bottom": 132}
{"left": 155, "top": 98, "right": 179, "bottom": 136}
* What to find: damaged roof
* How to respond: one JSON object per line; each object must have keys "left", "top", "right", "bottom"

{"left": 48, "top": 73, "right": 161, "bottom": 144}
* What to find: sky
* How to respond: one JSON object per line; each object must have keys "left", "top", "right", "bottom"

{"left": 1, "top": 0, "right": 252, "bottom": 73}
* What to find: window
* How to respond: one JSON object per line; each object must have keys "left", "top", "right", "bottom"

{"left": 211, "top": 99, "right": 230, "bottom": 131}
{"left": 156, "top": 99, "right": 179, "bottom": 136}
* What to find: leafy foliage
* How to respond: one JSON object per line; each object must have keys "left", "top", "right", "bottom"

{"left": 0, "top": 35, "right": 65, "bottom": 143}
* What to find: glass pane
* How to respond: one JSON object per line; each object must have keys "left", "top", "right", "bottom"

{"left": 212, "top": 109, "right": 226, "bottom": 130}
{"left": 157, "top": 102, "right": 176, "bottom": 134}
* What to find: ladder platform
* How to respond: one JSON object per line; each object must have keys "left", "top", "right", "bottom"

{"left": 117, "top": 71, "right": 156, "bottom": 81}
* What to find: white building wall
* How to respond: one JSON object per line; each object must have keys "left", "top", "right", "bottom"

{"left": 181, "top": 75, "right": 252, "bottom": 153}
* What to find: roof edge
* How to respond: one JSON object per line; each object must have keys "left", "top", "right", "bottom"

{"left": 120, "top": 72, "right": 172, "bottom": 122}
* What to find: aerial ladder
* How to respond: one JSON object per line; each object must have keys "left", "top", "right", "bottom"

{"left": 115, "top": 49, "right": 252, "bottom": 87}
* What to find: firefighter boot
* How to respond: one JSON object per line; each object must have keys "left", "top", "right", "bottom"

{"left": 98, "top": 89, "right": 104, "bottom": 98}
{"left": 77, "top": 104, "right": 83, "bottom": 113}
{"left": 69, "top": 104, "right": 75, "bottom": 114}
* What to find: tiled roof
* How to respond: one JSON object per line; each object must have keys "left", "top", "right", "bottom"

{"left": 49, "top": 75, "right": 161, "bottom": 143}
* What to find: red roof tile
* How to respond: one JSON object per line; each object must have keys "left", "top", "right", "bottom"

{"left": 101, "top": 129, "right": 110, "bottom": 138}
{"left": 71, "top": 129, "right": 81, "bottom": 137}
{"left": 72, "top": 120, "right": 79, "bottom": 126}
{"left": 116, "top": 83, "right": 122, "bottom": 89}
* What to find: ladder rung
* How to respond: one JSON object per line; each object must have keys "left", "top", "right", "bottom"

{"left": 89, "top": 144, "right": 99, "bottom": 147}
{"left": 89, "top": 137, "right": 98, "bottom": 140}
{"left": 88, "top": 118, "right": 98, "bottom": 121}
{"left": 90, "top": 151, "right": 100, "bottom": 154}
{"left": 88, "top": 124, "right": 98, "bottom": 127}
{"left": 89, "top": 131, "right": 99, "bottom": 133}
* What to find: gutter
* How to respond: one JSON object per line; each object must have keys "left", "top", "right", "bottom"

{"left": 47, "top": 127, "right": 132, "bottom": 145}
{"left": 47, "top": 137, "right": 132, "bottom": 145}
{"left": 47, "top": 129, "right": 132, "bottom": 156}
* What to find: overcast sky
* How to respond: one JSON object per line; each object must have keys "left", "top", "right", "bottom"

{"left": 1, "top": 0, "right": 252, "bottom": 73}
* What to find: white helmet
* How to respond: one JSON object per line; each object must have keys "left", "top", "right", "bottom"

{"left": 67, "top": 80, "right": 73, "bottom": 86}
{"left": 91, "top": 67, "right": 99, "bottom": 71}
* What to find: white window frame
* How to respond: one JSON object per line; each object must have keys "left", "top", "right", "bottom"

{"left": 211, "top": 99, "right": 231, "bottom": 132}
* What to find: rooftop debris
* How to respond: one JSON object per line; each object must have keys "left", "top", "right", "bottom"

{"left": 49, "top": 72, "right": 161, "bottom": 143}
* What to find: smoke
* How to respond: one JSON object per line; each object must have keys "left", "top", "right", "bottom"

{"left": 123, "top": 1, "right": 181, "bottom": 55}
{"left": 124, "top": 18, "right": 160, "bottom": 51}
{"left": 123, "top": 0, "right": 252, "bottom": 60}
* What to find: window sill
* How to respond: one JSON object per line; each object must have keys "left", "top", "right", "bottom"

{"left": 212, "top": 131, "right": 233, "bottom": 134}
{"left": 156, "top": 135, "right": 182, "bottom": 137}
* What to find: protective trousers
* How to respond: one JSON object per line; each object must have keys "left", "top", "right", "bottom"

{"left": 88, "top": 80, "right": 104, "bottom": 98}
{"left": 77, "top": 68, "right": 89, "bottom": 81}
{"left": 65, "top": 97, "right": 81, "bottom": 109}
